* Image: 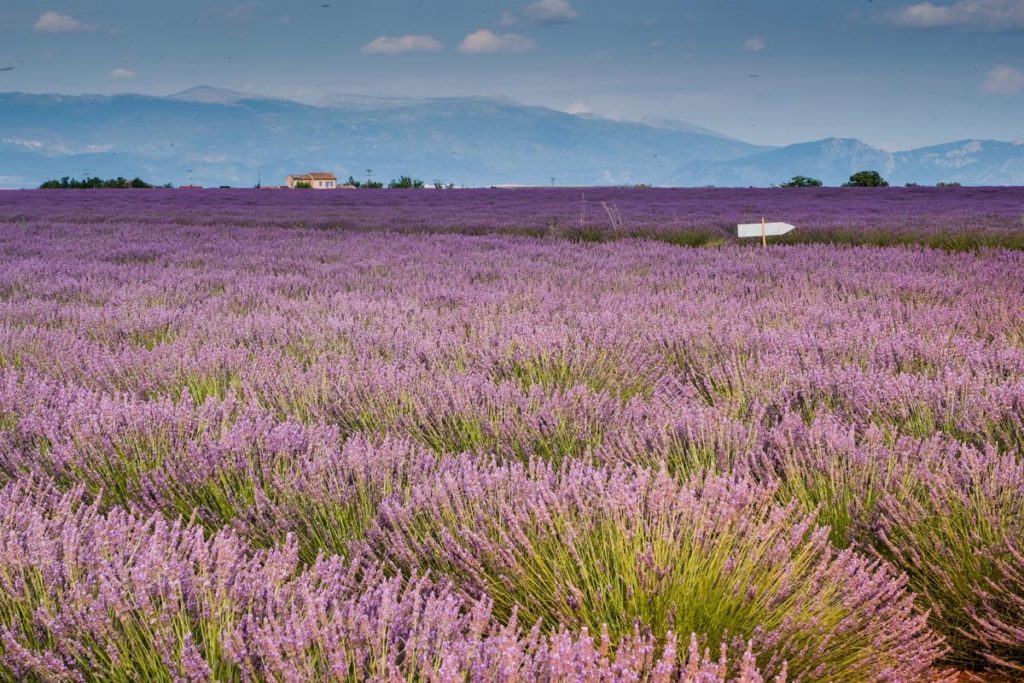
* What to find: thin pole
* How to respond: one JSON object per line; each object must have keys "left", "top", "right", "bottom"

{"left": 761, "top": 216, "right": 766, "bottom": 248}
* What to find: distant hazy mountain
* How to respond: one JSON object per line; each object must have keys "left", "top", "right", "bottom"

{"left": 673, "top": 137, "right": 1024, "bottom": 187}
{"left": 168, "top": 85, "right": 281, "bottom": 106}
{"left": 1, "top": 89, "right": 1021, "bottom": 188}
{"left": 0, "top": 88, "right": 767, "bottom": 189}
{"left": 631, "top": 116, "right": 737, "bottom": 140}
{"left": 896, "top": 139, "right": 1024, "bottom": 186}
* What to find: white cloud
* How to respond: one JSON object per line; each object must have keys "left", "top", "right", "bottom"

{"left": 360, "top": 34, "right": 444, "bottom": 55}
{"left": 983, "top": 64, "right": 1024, "bottom": 93}
{"left": 108, "top": 67, "right": 135, "bottom": 80}
{"left": 1, "top": 137, "right": 111, "bottom": 155}
{"left": 565, "top": 101, "right": 592, "bottom": 115}
{"left": 458, "top": 29, "right": 536, "bottom": 54}
{"left": 888, "top": 0, "right": 1024, "bottom": 29}
{"left": 524, "top": 0, "right": 578, "bottom": 23}
{"left": 33, "top": 11, "right": 94, "bottom": 33}
{"left": 743, "top": 37, "right": 766, "bottom": 51}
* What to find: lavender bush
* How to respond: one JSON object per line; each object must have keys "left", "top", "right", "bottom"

{"left": 762, "top": 416, "right": 957, "bottom": 548}
{"left": 0, "top": 478, "right": 791, "bottom": 682}
{"left": 874, "top": 447, "right": 1024, "bottom": 671}
{"left": 969, "top": 538, "right": 1024, "bottom": 673}
{"left": 0, "top": 376, "right": 436, "bottom": 562}
{"left": 373, "top": 459, "right": 944, "bottom": 681}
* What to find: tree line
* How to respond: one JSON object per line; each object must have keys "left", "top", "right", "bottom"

{"left": 780, "top": 171, "right": 962, "bottom": 188}
{"left": 343, "top": 175, "right": 456, "bottom": 189}
{"left": 39, "top": 176, "right": 160, "bottom": 189}
{"left": 39, "top": 171, "right": 962, "bottom": 191}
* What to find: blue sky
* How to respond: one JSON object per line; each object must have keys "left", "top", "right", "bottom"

{"left": 0, "top": 0, "right": 1021, "bottom": 149}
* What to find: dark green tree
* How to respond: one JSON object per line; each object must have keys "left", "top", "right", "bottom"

{"left": 40, "top": 175, "right": 153, "bottom": 189}
{"left": 780, "top": 175, "right": 823, "bottom": 188}
{"left": 843, "top": 170, "right": 889, "bottom": 187}
{"left": 388, "top": 176, "right": 425, "bottom": 189}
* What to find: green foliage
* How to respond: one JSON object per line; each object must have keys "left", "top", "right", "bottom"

{"left": 388, "top": 176, "right": 425, "bottom": 189}
{"left": 780, "top": 175, "right": 823, "bottom": 187}
{"left": 378, "top": 469, "right": 942, "bottom": 681}
{"left": 293, "top": 181, "right": 313, "bottom": 189}
{"left": 873, "top": 451, "right": 1024, "bottom": 669}
{"left": 39, "top": 176, "right": 153, "bottom": 189}
{"left": 843, "top": 170, "right": 889, "bottom": 187}
{"left": 345, "top": 175, "right": 362, "bottom": 188}
{"left": 494, "top": 348, "right": 656, "bottom": 403}
{"left": 768, "top": 425, "right": 931, "bottom": 549}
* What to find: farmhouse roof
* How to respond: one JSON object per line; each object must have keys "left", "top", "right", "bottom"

{"left": 289, "top": 172, "right": 336, "bottom": 181}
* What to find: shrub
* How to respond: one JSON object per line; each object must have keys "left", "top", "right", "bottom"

{"left": 373, "top": 458, "right": 945, "bottom": 681}
{"left": 0, "top": 478, "right": 787, "bottom": 682}
{"left": 592, "top": 404, "right": 760, "bottom": 479}
{"left": 969, "top": 539, "right": 1024, "bottom": 674}
{"left": 0, "top": 379, "right": 436, "bottom": 563}
{"left": 779, "top": 176, "right": 823, "bottom": 188}
{"left": 874, "top": 446, "right": 1024, "bottom": 672}
{"left": 763, "top": 416, "right": 949, "bottom": 549}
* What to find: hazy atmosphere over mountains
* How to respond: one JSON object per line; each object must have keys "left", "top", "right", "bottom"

{"left": 2, "top": 87, "right": 1022, "bottom": 188}
{"left": 2, "top": 0, "right": 1024, "bottom": 188}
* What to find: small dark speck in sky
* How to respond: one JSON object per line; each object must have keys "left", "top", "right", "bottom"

{"left": 0, "top": 66, "right": 14, "bottom": 72}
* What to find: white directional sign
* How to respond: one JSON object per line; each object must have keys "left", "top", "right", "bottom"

{"left": 737, "top": 221, "right": 796, "bottom": 238}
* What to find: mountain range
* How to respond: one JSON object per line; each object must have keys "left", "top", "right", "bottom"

{"left": 1, "top": 87, "right": 1021, "bottom": 188}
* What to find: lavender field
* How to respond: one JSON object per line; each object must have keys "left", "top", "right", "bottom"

{"left": 3, "top": 186, "right": 1024, "bottom": 250}
{"left": 1, "top": 190, "right": 1023, "bottom": 681}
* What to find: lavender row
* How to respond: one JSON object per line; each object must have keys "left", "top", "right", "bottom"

{"left": 3, "top": 371, "right": 1020, "bottom": 672}
{"left": 2, "top": 186, "right": 1024, "bottom": 249}
{"left": 1, "top": 478, "right": 796, "bottom": 682}
{"left": 2, "top": 227, "right": 1022, "bottom": 459}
